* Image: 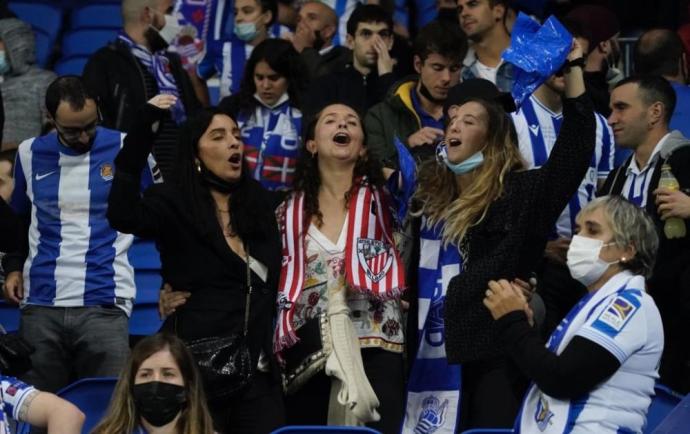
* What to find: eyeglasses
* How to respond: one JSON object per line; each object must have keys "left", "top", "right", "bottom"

{"left": 55, "top": 119, "right": 99, "bottom": 141}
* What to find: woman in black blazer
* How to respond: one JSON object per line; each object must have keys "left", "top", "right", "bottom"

{"left": 107, "top": 95, "right": 284, "bottom": 433}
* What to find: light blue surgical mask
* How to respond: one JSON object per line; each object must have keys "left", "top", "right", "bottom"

{"left": 0, "top": 51, "right": 9, "bottom": 75}
{"left": 234, "top": 22, "right": 259, "bottom": 42}
{"left": 436, "top": 141, "right": 484, "bottom": 174}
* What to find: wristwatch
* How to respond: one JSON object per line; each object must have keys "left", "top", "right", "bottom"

{"left": 564, "top": 57, "right": 586, "bottom": 73}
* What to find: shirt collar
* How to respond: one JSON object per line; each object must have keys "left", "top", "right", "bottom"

{"left": 319, "top": 45, "right": 335, "bottom": 56}
{"left": 626, "top": 133, "right": 670, "bottom": 176}
{"left": 253, "top": 92, "right": 289, "bottom": 109}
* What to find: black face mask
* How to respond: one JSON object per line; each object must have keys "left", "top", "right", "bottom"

{"left": 144, "top": 26, "right": 169, "bottom": 52}
{"left": 132, "top": 381, "right": 187, "bottom": 427}
{"left": 437, "top": 8, "right": 459, "bottom": 25}
{"left": 418, "top": 81, "right": 445, "bottom": 105}
{"left": 198, "top": 160, "right": 243, "bottom": 194}
{"left": 313, "top": 29, "right": 326, "bottom": 51}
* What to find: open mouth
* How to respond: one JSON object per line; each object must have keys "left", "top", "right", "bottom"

{"left": 333, "top": 132, "right": 351, "bottom": 144}
{"left": 228, "top": 153, "right": 242, "bottom": 164}
{"left": 447, "top": 138, "right": 462, "bottom": 147}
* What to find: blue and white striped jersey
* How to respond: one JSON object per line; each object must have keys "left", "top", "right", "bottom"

{"left": 512, "top": 95, "right": 615, "bottom": 238}
{"left": 0, "top": 376, "right": 36, "bottom": 434}
{"left": 197, "top": 37, "right": 254, "bottom": 98}
{"left": 10, "top": 128, "right": 159, "bottom": 315}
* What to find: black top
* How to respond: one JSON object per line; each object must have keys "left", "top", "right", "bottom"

{"left": 0, "top": 197, "right": 19, "bottom": 253}
{"left": 444, "top": 94, "right": 596, "bottom": 363}
{"left": 83, "top": 39, "right": 201, "bottom": 134}
{"left": 107, "top": 105, "right": 283, "bottom": 376}
{"left": 303, "top": 64, "right": 398, "bottom": 118}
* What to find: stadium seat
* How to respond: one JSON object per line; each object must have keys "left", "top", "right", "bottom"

{"left": 653, "top": 392, "right": 690, "bottom": 433}
{"left": 8, "top": 2, "right": 62, "bottom": 42}
{"left": 70, "top": 4, "right": 123, "bottom": 30}
{"left": 54, "top": 56, "right": 89, "bottom": 75}
{"left": 17, "top": 377, "right": 117, "bottom": 434}
{"left": 644, "top": 384, "right": 684, "bottom": 433}
{"left": 0, "top": 300, "right": 20, "bottom": 333}
{"left": 271, "top": 427, "right": 382, "bottom": 434}
{"left": 34, "top": 29, "right": 52, "bottom": 67}
{"left": 128, "top": 238, "right": 161, "bottom": 270}
{"left": 134, "top": 270, "right": 163, "bottom": 304}
{"left": 61, "top": 29, "right": 116, "bottom": 58}
{"left": 129, "top": 302, "right": 163, "bottom": 336}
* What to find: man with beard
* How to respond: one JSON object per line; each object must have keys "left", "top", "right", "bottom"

{"left": 83, "top": 0, "right": 201, "bottom": 179}
{"left": 2, "top": 76, "right": 160, "bottom": 398}
{"left": 303, "top": 4, "right": 397, "bottom": 116}
{"left": 291, "top": 1, "right": 351, "bottom": 79}
{"left": 365, "top": 21, "right": 466, "bottom": 169}
{"left": 458, "top": 0, "right": 513, "bottom": 92}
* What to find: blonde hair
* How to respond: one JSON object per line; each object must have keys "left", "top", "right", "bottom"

{"left": 91, "top": 334, "right": 214, "bottom": 434}
{"left": 411, "top": 98, "right": 524, "bottom": 247}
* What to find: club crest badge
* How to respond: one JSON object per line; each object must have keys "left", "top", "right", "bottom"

{"left": 356, "top": 238, "right": 393, "bottom": 282}
{"left": 100, "top": 163, "right": 114, "bottom": 181}
{"left": 414, "top": 395, "right": 448, "bottom": 434}
{"left": 534, "top": 393, "right": 554, "bottom": 431}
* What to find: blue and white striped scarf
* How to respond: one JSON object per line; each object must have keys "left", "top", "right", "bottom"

{"left": 118, "top": 32, "right": 187, "bottom": 124}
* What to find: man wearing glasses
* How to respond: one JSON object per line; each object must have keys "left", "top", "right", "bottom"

{"left": 2, "top": 76, "right": 160, "bottom": 397}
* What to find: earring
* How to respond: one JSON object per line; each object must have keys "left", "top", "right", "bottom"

{"left": 311, "top": 152, "right": 317, "bottom": 159}
{"left": 621, "top": 257, "right": 627, "bottom": 263}
{"left": 195, "top": 159, "right": 201, "bottom": 173}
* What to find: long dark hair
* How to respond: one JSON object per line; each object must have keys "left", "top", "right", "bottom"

{"left": 293, "top": 104, "right": 385, "bottom": 226}
{"left": 233, "top": 39, "right": 307, "bottom": 114}
{"left": 172, "top": 107, "right": 269, "bottom": 241}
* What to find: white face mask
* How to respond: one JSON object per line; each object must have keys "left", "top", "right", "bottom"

{"left": 158, "top": 14, "right": 183, "bottom": 44}
{"left": 566, "top": 235, "right": 619, "bottom": 287}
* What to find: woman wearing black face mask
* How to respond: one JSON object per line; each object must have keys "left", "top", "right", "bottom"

{"left": 107, "top": 95, "right": 286, "bottom": 433}
{"left": 92, "top": 333, "right": 214, "bottom": 434}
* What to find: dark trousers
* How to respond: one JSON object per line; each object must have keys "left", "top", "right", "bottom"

{"left": 285, "top": 348, "right": 405, "bottom": 433}
{"left": 458, "top": 358, "right": 527, "bottom": 431}
{"left": 210, "top": 371, "right": 286, "bottom": 434}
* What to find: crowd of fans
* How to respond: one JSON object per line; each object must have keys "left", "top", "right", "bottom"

{"left": 1, "top": 0, "right": 690, "bottom": 433}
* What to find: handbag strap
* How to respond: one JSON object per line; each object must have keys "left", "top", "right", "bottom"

{"left": 243, "top": 246, "right": 252, "bottom": 337}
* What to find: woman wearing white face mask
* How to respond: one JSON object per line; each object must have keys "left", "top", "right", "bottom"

{"left": 485, "top": 195, "right": 663, "bottom": 434}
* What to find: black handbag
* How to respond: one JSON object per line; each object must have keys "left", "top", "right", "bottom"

{"left": 185, "top": 248, "right": 254, "bottom": 400}
{"left": 0, "top": 330, "right": 35, "bottom": 376}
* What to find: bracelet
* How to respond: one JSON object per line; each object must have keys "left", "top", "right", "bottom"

{"left": 564, "top": 57, "right": 586, "bottom": 73}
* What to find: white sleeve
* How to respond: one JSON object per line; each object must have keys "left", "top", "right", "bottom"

{"left": 575, "top": 289, "right": 648, "bottom": 363}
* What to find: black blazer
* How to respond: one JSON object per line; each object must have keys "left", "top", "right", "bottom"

{"left": 444, "top": 95, "right": 596, "bottom": 364}
{"left": 107, "top": 107, "right": 283, "bottom": 376}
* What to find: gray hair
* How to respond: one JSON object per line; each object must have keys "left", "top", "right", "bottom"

{"left": 580, "top": 195, "right": 659, "bottom": 278}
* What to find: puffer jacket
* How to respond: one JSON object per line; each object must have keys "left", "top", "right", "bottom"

{"left": 0, "top": 18, "right": 55, "bottom": 147}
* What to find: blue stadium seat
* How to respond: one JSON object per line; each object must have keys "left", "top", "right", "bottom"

{"left": 653, "top": 392, "right": 690, "bottom": 433}
{"left": 128, "top": 238, "right": 161, "bottom": 270}
{"left": 54, "top": 56, "right": 89, "bottom": 75}
{"left": 34, "top": 29, "right": 52, "bottom": 67}
{"left": 61, "top": 29, "right": 116, "bottom": 58}
{"left": 70, "top": 4, "right": 123, "bottom": 30}
{"left": 17, "top": 377, "right": 118, "bottom": 434}
{"left": 134, "top": 270, "right": 163, "bottom": 304}
{"left": 8, "top": 2, "right": 62, "bottom": 42}
{"left": 271, "top": 427, "right": 382, "bottom": 434}
{"left": 645, "top": 384, "right": 684, "bottom": 433}
{"left": 129, "top": 302, "right": 163, "bottom": 336}
{"left": 0, "top": 300, "right": 20, "bottom": 333}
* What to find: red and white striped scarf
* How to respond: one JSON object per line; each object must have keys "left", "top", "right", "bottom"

{"left": 274, "top": 180, "right": 406, "bottom": 354}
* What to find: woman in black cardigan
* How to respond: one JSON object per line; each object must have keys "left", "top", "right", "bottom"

{"left": 409, "top": 40, "right": 596, "bottom": 429}
{"left": 107, "top": 95, "right": 284, "bottom": 433}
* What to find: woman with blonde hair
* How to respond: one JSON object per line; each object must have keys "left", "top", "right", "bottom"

{"left": 92, "top": 333, "right": 213, "bottom": 434}
{"left": 402, "top": 40, "right": 596, "bottom": 432}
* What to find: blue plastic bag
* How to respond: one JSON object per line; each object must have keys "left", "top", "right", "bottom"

{"left": 502, "top": 13, "right": 573, "bottom": 109}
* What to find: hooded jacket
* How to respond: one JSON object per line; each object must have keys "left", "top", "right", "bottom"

{"left": 0, "top": 18, "right": 55, "bottom": 146}
{"left": 364, "top": 78, "right": 436, "bottom": 169}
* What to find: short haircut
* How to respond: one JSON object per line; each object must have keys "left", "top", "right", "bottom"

{"left": 346, "top": 4, "right": 393, "bottom": 36}
{"left": 44, "top": 76, "right": 95, "bottom": 119}
{"left": 121, "top": 0, "right": 158, "bottom": 24}
{"left": 413, "top": 21, "right": 467, "bottom": 63}
{"left": 257, "top": 0, "right": 278, "bottom": 26}
{"left": 634, "top": 29, "right": 684, "bottom": 77}
{"left": 580, "top": 196, "right": 659, "bottom": 279}
{"left": 613, "top": 75, "right": 677, "bottom": 124}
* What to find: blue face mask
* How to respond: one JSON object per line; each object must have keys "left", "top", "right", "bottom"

{"left": 0, "top": 51, "right": 10, "bottom": 75}
{"left": 436, "top": 141, "right": 484, "bottom": 174}
{"left": 234, "top": 22, "right": 259, "bottom": 42}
